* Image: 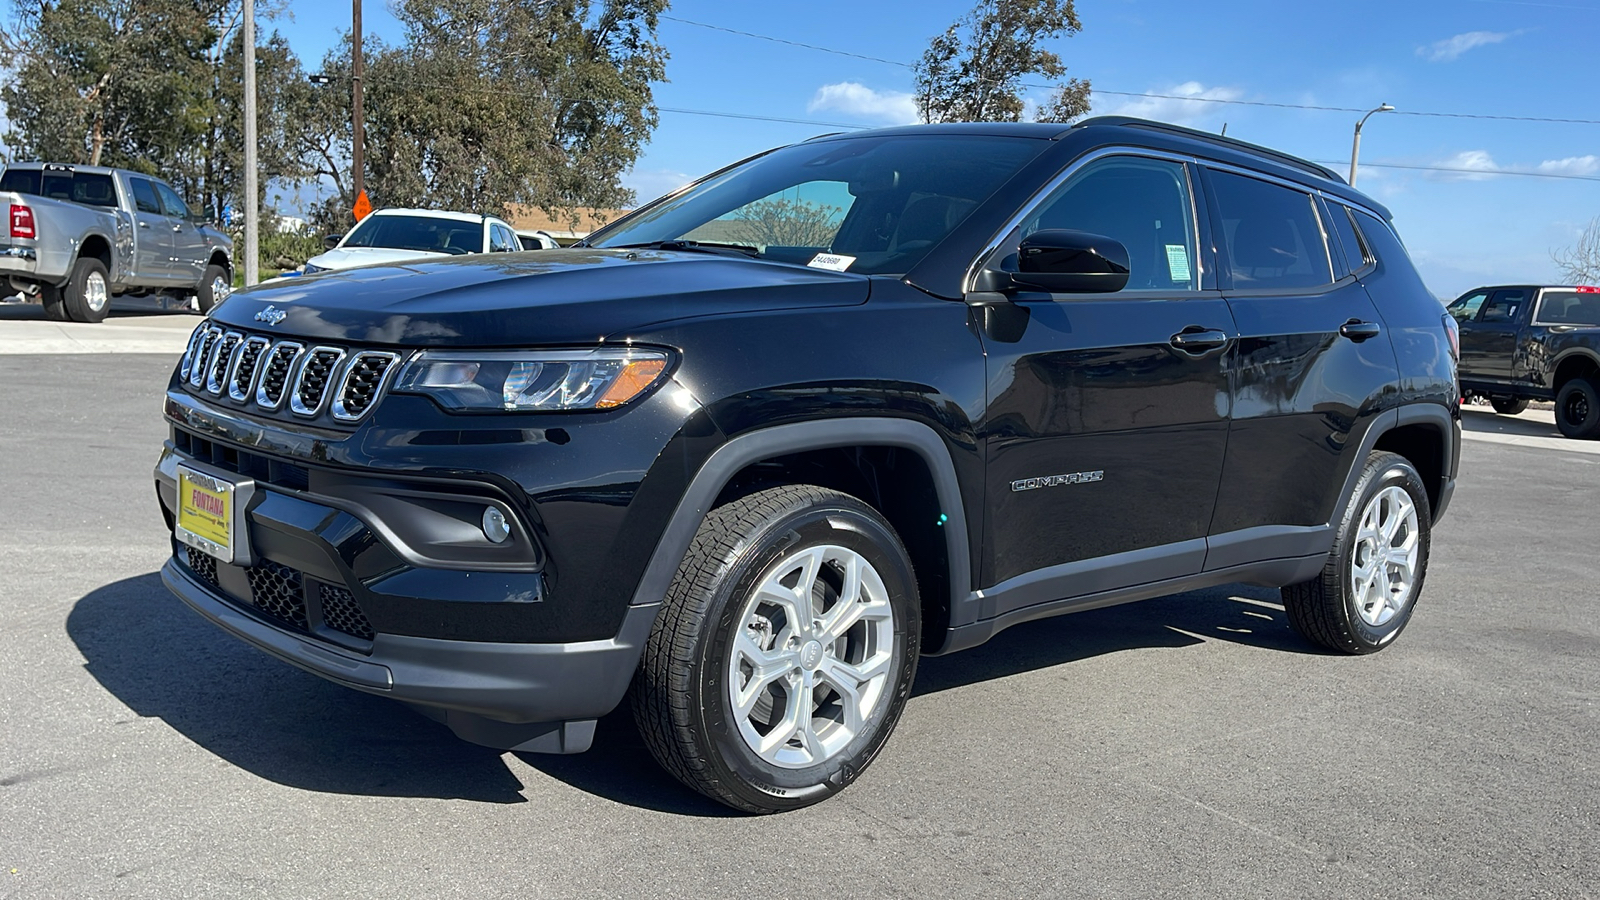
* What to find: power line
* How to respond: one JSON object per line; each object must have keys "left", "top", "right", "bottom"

{"left": 1318, "top": 159, "right": 1600, "bottom": 182}
{"left": 661, "top": 13, "right": 1600, "bottom": 127}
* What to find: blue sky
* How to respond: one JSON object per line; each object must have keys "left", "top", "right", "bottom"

{"left": 273, "top": 0, "right": 1600, "bottom": 298}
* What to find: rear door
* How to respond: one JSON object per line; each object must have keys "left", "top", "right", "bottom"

{"left": 155, "top": 181, "right": 206, "bottom": 286}
{"left": 976, "top": 153, "right": 1235, "bottom": 607}
{"left": 1460, "top": 288, "right": 1531, "bottom": 382}
{"left": 127, "top": 177, "right": 177, "bottom": 283}
{"left": 1202, "top": 166, "right": 1399, "bottom": 564}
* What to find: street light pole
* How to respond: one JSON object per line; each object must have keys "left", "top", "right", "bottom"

{"left": 242, "top": 0, "right": 258, "bottom": 286}
{"left": 1349, "top": 103, "right": 1395, "bottom": 188}
{"left": 351, "top": 0, "right": 365, "bottom": 213}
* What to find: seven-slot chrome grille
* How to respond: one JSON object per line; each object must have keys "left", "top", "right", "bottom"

{"left": 180, "top": 324, "right": 403, "bottom": 425}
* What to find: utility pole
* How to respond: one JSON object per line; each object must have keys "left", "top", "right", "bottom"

{"left": 243, "top": 0, "right": 258, "bottom": 285}
{"left": 351, "top": 0, "right": 365, "bottom": 215}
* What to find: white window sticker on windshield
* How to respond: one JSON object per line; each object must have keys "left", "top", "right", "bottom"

{"left": 1165, "top": 244, "right": 1191, "bottom": 283}
{"left": 807, "top": 253, "right": 856, "bottom": 272}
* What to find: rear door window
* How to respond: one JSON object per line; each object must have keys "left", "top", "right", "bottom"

{"left": 1480, "top": 289, "right": 1530, "bottom": 324}
{"left": 130, "top": 179, "right": 162, "bottom": 214}
{"left": 1209, "top": 169, "right": 1334, "bottom": 290}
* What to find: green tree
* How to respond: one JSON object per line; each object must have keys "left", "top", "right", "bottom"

{"left": 299, "top": 0, "right": 668, "bottom": 230}
{"left": 0, "top": 0, "right": 218, "bottom": 168}
{"left": 914, "top": 0, "right": 1092, "bottom": 124}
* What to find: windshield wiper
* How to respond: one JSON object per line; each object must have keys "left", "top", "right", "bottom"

{"left": 607, "top": 239, "right": 761, "bottom": 259}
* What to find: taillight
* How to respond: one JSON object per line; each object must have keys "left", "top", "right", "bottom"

{"left": 1442, "top": 313, "right": 1459, "bottom": 361}
{"left": 9, "top": 204, "right": 35, "bottom": 239}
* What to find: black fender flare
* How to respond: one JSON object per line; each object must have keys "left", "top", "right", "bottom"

{"left": 625, "top": 417, "right": 973, "bottom": 624}
{"left": 1330, "top": 402, "right": 1458, "bottom": 528}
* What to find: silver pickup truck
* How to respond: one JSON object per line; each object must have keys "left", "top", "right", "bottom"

{"left": 1, "top": 163, "right": 233, "bottom": 323}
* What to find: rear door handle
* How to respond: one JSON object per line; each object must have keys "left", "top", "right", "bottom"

{"left": 1170, "top": 328, "right": 1230, "bottom": 352}
{"left": 138, "top": 220, "right": 150, "bottom": 228}
{"left": 1339, "top": 319, "right": 1383, "bottom": 342}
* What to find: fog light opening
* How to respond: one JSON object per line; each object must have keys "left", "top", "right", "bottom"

{"left": 482, "top": 506, "right": 511, "bottom": 543}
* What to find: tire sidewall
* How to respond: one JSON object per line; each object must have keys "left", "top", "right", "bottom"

{"left": 1556, "top": 379, "right": 1600, "bottom": 439}
{"left": 690, "top": 502, "right": 919, "bottom": 811}
{"left": 197, "top": 264, "right": 229, "bottom": 314}
{"left": 1336, "top": 458, "right": 1431, "bottom": 650}
{"left": 66, "top": 258, "right": 110, "bottom": 323}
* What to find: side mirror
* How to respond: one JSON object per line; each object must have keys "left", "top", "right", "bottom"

{"left": 323, "top": 233, "right": 343, "bottom": 250}
{"left": 1011, "top": 229, "right": 1130, "bottom": 294}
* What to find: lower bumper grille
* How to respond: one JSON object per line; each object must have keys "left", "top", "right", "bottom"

{"left": 181, "top": 548, "right": 374, "bottom": 646}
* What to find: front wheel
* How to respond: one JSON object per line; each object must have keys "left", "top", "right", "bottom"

{"left": 195, "top": 264, "right": 231, "bottom": 314}
{"left": 1283, "top": 451, "right": 1431, "bottom": 654}
{"left": 1555, "top": 378, "right": 1600, "bottom": 439}
{"left": 1489, "top": 396, "right": 1529, "bottom": 415}
{"left": 633, "top": 485, "right": 920, "bottom": 813}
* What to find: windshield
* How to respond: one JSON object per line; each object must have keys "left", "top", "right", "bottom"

{"left": 342, "top": 215, "right": 484, "bottom": 255}
{"left": 0, "top": 168, "right": 119, "bottom": 208}
{"left": 1537, "top": 290, "right": 1600, "bottom": 326}
{"left": 590, "top": 134, "right": 1050, "bottom": 275}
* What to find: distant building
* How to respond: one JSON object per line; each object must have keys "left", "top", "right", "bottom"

{"left": 506, "top": 206, "right": 631, "bottom": 243}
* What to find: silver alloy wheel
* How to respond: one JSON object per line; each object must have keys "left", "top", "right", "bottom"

{"left": 1350, "top": 485, "right": 1420, "bottom": 627}
{"left": 210, "top": 275, "right": 231, "bottom": 304}
{"left": 727, "top": 544, "right": 895, "bottom": 769}
{"left": 85, "top": 271, "right": 109, "bottom": 312}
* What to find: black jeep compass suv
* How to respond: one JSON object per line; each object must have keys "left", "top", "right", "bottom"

{"left": 155, "top": 117, "right": 1460, "bottom": 813}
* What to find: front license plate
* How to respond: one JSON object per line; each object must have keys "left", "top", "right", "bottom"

{"left": 176, "top": 465, "right": 236, "bottom": 563}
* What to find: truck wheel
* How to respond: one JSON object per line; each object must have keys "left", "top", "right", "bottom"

{"left": 1283, "top": 451, "right": 1430, "bottom": 655}
{"left": 1555, "top": 378, "right": 1600, "bottom": 439}
{"left": 38, "top": 284, "right": 69, "bottom": 321}
{"left": 1489, "top": 396, "right": 1529, "bottom": 415}
{"left": 633, "top": 484, "right": 920, "bottom": 813}
{"left": 61, "top": 257, "right": 111, "bottom": 323}
{"left": 196, "top": 264, "right": 231, "bottom": 314}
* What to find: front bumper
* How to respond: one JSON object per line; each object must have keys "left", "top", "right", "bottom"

{"left": 161, "top": 560, "right": 655, "bottom": 752}
{"left": 155, "top": 443, "right": 658, "bottom": 752}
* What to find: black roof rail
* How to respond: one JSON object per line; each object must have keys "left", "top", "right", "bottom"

{"left": 1073, "top": 116, "right": 1346, "bottom": 184}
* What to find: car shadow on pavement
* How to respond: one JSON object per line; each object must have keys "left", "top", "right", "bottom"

{"left": 914, "top": 582, "right": 1318, "bottom": 697}
{"left": 67, "top": 572, "right": 1315, "bottom": 814}
{"left": 67, "top": 572, "right": 531, "bottom": 804}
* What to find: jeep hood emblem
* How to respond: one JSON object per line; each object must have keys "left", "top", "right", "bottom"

{"left": 254, "top": 305, "right": 288, "bottom": 326}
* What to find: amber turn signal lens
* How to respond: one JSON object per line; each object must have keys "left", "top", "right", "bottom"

{"left": 596, "top": 358, "right": 668, "bottom": 409}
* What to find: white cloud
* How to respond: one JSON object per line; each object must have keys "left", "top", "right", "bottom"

{"left": 1417, "top": 30, "right": 1519, "bottom": 63}
{"left": 807, "top": 82, "right": 920, "bottom": 126}
{"left": 1434, "top": 150, "right": 1502, "bottom": 181}
{"left": 1537, "top": 155, "right": 1600, "bottom": 177}
{"left": 1095, "top": 82, "right": 1243, "bottom": 128}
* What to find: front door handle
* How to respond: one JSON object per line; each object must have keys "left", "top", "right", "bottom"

{"left": 1170, "top": 328, "right": 1229, "bottom": 352}
{"left": 138, "top": 220, "right": 150, "bottom": 228}
{"left": 172, "top": 224, "right": 183, "bottom": 232}
{"left": 1339, "top": 319, "right": 1383, "bottom": 342}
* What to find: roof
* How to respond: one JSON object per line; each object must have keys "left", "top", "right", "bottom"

{"left": 368, "top": 207, "right": 503, "bottom": 224}
{"left": 4, "top": 161, "right": 138, "bottom": 177}
{"left": 804, "top": 121, "right": 1074, "bottom": 142}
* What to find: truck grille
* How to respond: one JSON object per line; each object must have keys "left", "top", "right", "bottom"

{"left": 178, "top": 325, "right": 405, "bottom": 426}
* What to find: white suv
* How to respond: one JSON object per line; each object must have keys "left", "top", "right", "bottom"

{"left": 303, "top": 208, "right": 523, "bottom": 273}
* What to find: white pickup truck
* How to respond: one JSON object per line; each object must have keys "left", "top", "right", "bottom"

{"left": 1, "top": 163, "right": 233, "bottom": 323}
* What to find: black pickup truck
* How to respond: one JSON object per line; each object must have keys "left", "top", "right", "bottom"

{"left": 1448, "top": 285, "right": 1600, "bottom": 438}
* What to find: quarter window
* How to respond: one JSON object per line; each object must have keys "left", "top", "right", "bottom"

{"left": 1021, "top": 156, "right": 1198, "bottom": 291}
{"left": 1209, "top": 169, "right": 1334, "bottom": 290}
{"left": 1324, "top": 201, "right": 1370, "bottom": 275}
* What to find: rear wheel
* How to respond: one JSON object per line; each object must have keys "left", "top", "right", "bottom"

{"left": 61, "top": 257, "right": 111, "bottom": 323}
{"left": 38, "top": 284, "right": 68, "bottom": 321}
{"left": 1555, "top": 378, "right": 1600, "bottom": 439}
{"left": 1489, "top": 396, "right": 1529, "bottom": 415}
{"left": 1283, "top": 451, "right": 1431, "bottom": 654}
{"left": 633, "top": 484, "right": 920, "bottom": 813}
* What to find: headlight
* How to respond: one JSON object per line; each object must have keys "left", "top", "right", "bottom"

{"left": 393, "top": 348, "right": 670, "bottom": 412}
{"left": 302, "top": 263, "right": 325, "bottom": 274}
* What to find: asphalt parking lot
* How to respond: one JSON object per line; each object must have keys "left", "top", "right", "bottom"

{"left": 1, "top": 349, "right": 1596, "bottom": 899}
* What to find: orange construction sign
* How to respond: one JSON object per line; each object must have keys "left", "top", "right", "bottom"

{"left": 353, "top": 190, "right": 372, "bottom": 221}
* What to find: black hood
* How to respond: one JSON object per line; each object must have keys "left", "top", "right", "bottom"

{"left": 209, "top": 249, "right": 870, "bottom": 346}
